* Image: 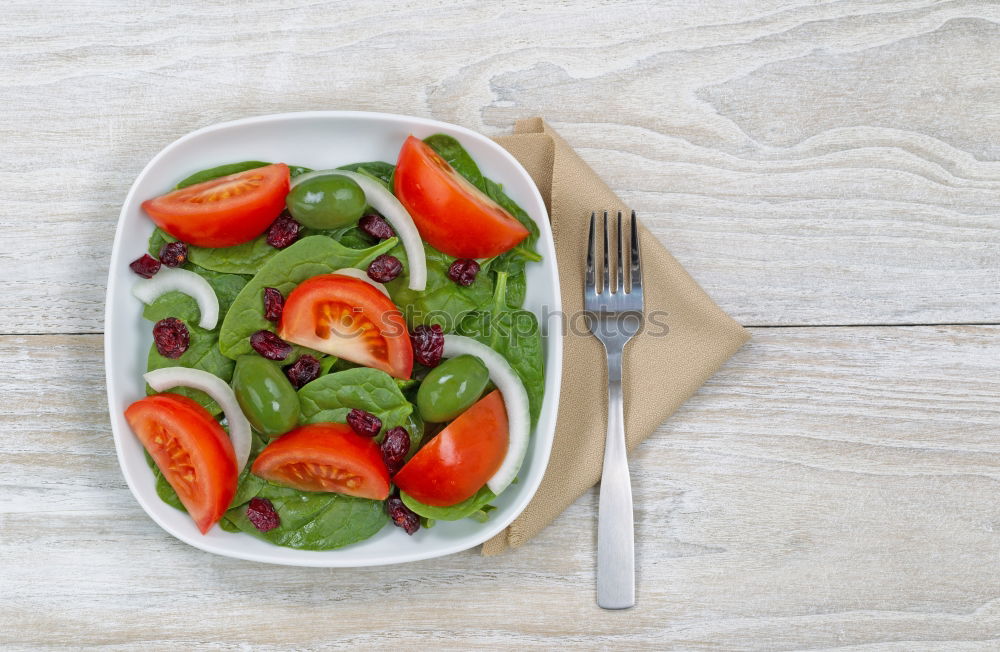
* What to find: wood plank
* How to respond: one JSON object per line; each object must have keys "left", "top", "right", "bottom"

{"left": 2, "top": 327, "right": 998, "bottom": 648}
{"left": 2, "top": 1, "right": 1000, "bottom": 333}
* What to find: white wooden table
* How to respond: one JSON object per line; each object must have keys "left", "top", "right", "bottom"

{"left": 3, "top": 1, "right": 999, "bottom": 649}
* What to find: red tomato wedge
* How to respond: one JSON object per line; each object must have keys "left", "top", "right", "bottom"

{"left": 393, "top": 135, "right": 529, "bottom": 258}
{"left": 278, "top": 274, "right": 413, "bottom": 379}
{"left": 251, "top": 423, "right": 391, "bottom": 500}
{"left": 394, "top": 390, "right": 509, "bottom": 507}
{"left": 125, "top": 393, "right": 238, "bottom": 534}
{"left": 142, "top": 163, "right": 290, "bottom": 247}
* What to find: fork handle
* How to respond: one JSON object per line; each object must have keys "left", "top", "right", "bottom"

{"left": 597, "top": 347, "right": 635, "bottom": 609}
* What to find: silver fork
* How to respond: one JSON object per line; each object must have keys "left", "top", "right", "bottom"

{"left": 585, "top": 210, "right": 644, "bottom": 610}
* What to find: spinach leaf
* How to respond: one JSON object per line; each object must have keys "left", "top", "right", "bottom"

{"left": 334, "top": 227, "right": 376, "bottom": 250}
{"left": 175, "top": 161, "right": 312, "bottom": 189}
{"left": 298, "top": 367, "right": 413, "bottom": 439}
{"left": 145, "top": 326, "right": 234, "bottom": 415}
{"left": 336, "top": 161, "right": 395, "bottom": 188}
{"left": 141, "top": 270, "right": 248, "bottom": 327}
{"left": 423, "top": 135, "right": 484, "bottom": 189}
{"left": 400, "top": 486, "right": 496, "bottom": 521}
{"left": 175, "top": 161, "right": 271, "bottom": 189}
{"left": 459, "top": 271, "right": 545, "bottom": 426}
{"left": 186, "top": 236, "right": 278, "bottom": 275}
{"left": 221, "top": 485, "right": 387, "bottom": 551}
{"left": 505, "top": 271, "right": 527, "bottom": 309}
{"left": 218, "top": 235, "right": 398, "bottom": 360}
{"left": 385, "top": 242, "right": 493, "bottom": 331}
{"left": 185, "top": 222, "right": 384, "bottom": 276}
{"left": 147, "top": 227, "right": 177, "bottom": 258}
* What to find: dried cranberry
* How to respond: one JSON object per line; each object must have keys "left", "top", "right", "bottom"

{"left": 158, "top": 241, "right": 188, "bottom": 268}
{"left": 347, "top": 408, "right": 382, "bottom": 438}
{"left": 359, "top": 214, "right": 395, "bottom": 240}
{"left": 411, "top": 324, "right": 444, "bottom": 367}
{"left": 284, "top": 355, "right": 321, "bottom": 389}
{"left": 266, "top": 212, "right": 301, "bottom": 249}
{"left": 152, "top": 317, "right": 189, "bottom": 358}
{"left": 246, "top": 497, "right": 280, "bottom": 532}
{"left": 262, "top": 287, "right": 284, "bottom": 322}
{"left": 250, "top": 330, "right": 292, "bottom": 361}
{"left": 386, "top": 496, "right": 420, "bottom": 535}
{"left": 380, "top": 426, "right": 410, "bottom": 475}
{"left": 367, "top": 254, "right": 403, "bottom": 283}
{"left": 129, "top": 254, "right": 161, "bottom": 278}
{"left": 447, "top": 258, "right": 480, "bottom": 286}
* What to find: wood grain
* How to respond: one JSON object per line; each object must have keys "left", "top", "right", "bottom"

{"left": 2, "top": 0, "right": 999, "bottom": 333}
{"left": 2, "top": 328, "right": 999, "bottom": 650}
{"left": 3, "top": 1, "right": 1000, "bottom": 648}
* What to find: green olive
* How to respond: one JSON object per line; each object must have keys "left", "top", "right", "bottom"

{"left": 232, "top": 355, "right": 300, "bottom": 437}
{"left": 285, "top": 174, "right": 366, "bottom": 229}
{"left": 417, "top": 355, "right": 490, "bottom": 423}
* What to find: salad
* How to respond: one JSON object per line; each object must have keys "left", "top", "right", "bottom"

{"left": 123, "top": 134, "right": 546, "bottom": 550}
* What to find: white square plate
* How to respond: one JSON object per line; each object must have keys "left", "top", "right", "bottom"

{"left": 105, "top": 111, "right": 562, "bottom": 566}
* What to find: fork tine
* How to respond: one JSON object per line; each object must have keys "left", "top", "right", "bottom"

{"left": 602, "top": 211, "right": 610, "bottom": 294}
{"left": 585, "top": 212, "right": 596, "bottom": 296}
{"left": 615, "top": 211, "right": 624, "bottom": 294}
{"left": 629, "top": 210, "right": 642, "bottom": 294}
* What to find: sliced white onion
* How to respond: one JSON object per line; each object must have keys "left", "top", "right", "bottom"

{"left": 332, "top": 268, "right": 390, "bottom": 298}
{"left": 442, "top": 335, "right": 530, "bottom": 495}
{"left": 291, "top": 169, "right": 426, "bottom": 292}
{"left": 133, "top": 267, "right": 219, "bottom": 330}
{"left": 144, "top": 367, "right": 252, "bottom": 473}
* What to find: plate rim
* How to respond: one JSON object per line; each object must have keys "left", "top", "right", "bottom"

{"left": 104, "top": 110, "right": 563, "bottom": 567}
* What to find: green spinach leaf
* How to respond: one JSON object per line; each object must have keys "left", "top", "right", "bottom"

{"left": 218, "top": 235, "right": 398, "bottom": 359}
{"left": 423, "top": 135, "right": 484, "bottom": 189}
{"left": 221, "top": 485, "right": 387, "bottom": 551}
{"left": 175, "top": 161, "right": 311, "bottom": 189}
{"left": 141, "top": 270, "right": 248, "bottom": 327}
{"left": 298, "top": 368, "right": 413, "bottom": 439}
{"left": 400, "top": 486, "right": 496, "bottom": 521}
{"left": 147, "top": 227, "right": 178, "bottom": 258}
{"left": 385, "top": 242, "right": 494, "bottom": 330}
{"left": 336, "top": 161, "right": 395, "bottom": 188}
{"left": 458, "top": 272, "right": 545, "bottom": 426}
{"left": 186, "top": 236, "right": 278, "bottom": 275}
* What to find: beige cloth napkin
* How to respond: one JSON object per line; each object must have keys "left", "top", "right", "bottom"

{"left": 482, "top": 118, "right": 749, "bottom": 556}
